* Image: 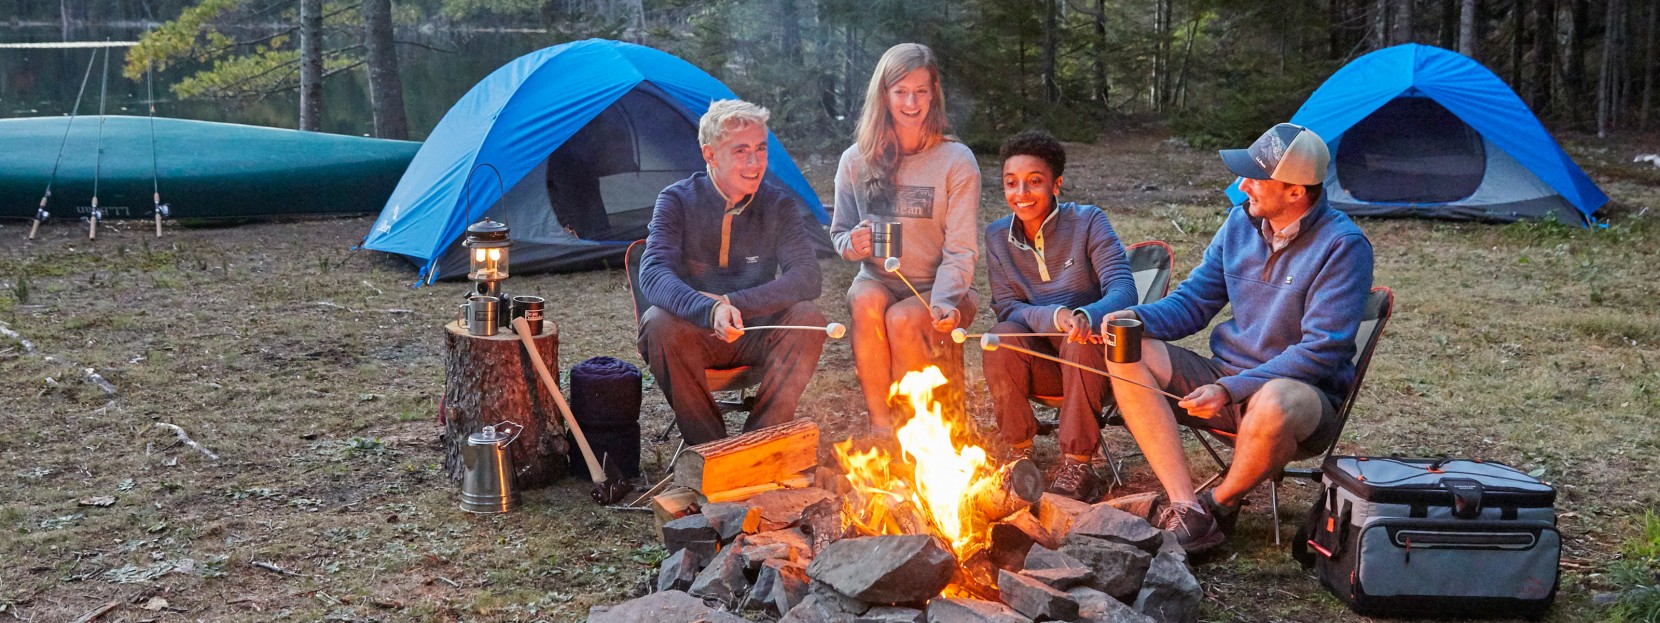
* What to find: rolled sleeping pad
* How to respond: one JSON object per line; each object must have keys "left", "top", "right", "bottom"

{"left": 568, "top": 356, "right": 642, "bottom": 479}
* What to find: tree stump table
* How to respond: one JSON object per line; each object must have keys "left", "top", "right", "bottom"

{"left": 442, "top": 320, "right": 569, "bottom": 490}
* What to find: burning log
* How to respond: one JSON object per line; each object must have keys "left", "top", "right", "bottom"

{"left": 673, "top": 419, "right": 819, "bottom": 500}
{"left": 964, "top": 459, "right": 1044, "bottom": 526}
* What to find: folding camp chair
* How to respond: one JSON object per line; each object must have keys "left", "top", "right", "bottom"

{"left": 1030, "top": 240, "right": 1175, "bottom": 485}
{"left": 623, "top": 240, "right": 763, "bottom": 465}
{"left": 1187, "top": 286, "right": 1395, "bottom": 544}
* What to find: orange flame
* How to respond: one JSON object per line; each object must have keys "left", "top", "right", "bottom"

{"left": 836, "top": 366, "right": 993, "bottom": 555}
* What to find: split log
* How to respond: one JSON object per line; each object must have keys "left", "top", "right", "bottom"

{"left": 652, "top": 486, "right": 702, "bottom": 540}
{"left": 442, "top": 320, "right": 567, "bottom": 491}
{"left": 673, "top": 419, "right": 818, "bottom": 497}
{"left": 966, "top": 459, "right": 1044, "bottom": 525}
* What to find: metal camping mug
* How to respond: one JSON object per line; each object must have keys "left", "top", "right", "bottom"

{"left": 1104, "top": 318, "right": 1144, "bottom": 364}
{"left": 467, "top": 295, "right": 499, "bottom": 336}
{"left": 871, "top": 221, "right": 903, "bottom": 258}
{"left": 459, "top": 422, "right": 522, "bottom": 513}
{"left": 512, "top": 295, "right": 546, "bottom": 335}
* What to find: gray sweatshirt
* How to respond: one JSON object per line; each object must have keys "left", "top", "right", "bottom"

{"left": 830, "top": 141, "right": 981, "bottom": 310}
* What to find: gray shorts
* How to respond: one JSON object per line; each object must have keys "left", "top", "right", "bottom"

{"left": 1162, "top": 345, "right": 1342, "bottom": 459}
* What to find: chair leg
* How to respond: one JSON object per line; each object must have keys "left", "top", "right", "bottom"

{"left": 1096, "top": 441, "right": 1124, "bottom": 488}
{"left": 1270, "top": 479, "right": 1282, "bottom": 547}
{"left": 664, "top": 439, "right": 686, "bottom": 476}
{"left": 657, "top": 418, "right": 679, "bottom": 443}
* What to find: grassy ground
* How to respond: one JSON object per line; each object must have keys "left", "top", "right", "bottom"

{"left": 2, "top": 129, "right": 1658, "bottom": 622}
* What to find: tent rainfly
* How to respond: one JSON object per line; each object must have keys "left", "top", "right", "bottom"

{"left": 1227, "top": 44, "right": 1608, "bottom": 227}
{"left": 363, "top": 39, "right": 832, "bottom": 282}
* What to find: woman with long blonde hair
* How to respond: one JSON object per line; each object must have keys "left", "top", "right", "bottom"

{"left": 830, "top": 42, "right": 981, "bottom": 439}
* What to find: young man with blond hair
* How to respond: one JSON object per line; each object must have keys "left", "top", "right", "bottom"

{"left": 636, "top": 99, "right": 826, "bottom": 445}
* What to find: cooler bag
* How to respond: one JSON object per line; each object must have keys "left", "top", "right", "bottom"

{"left": 1295, "top": 456, "right": 1560, "bottom": 617}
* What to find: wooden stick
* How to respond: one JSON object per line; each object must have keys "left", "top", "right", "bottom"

{"left": 154, "top": 422, "right": 219, "bottom": 460}
{"left": 512, "top": 317, "right": 605, "bottom": 483}
{"left": 702, "top": 474, "right": 812, "bottom": 504}
{"left": 70, "top": 601, "right": 118, "bottom": 623}
{"left": 985, "top": 340, "right": 1185, "bottom": 401}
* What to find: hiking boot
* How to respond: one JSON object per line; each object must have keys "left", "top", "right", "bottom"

{"left": 1199, "top": 489, "right": 1241, "bottom": 535}
{"left": 1157, "top": 502, "right": 1226, "bottom": 553}
{"left": 1045, "top": 456, "right": 1104, "bottom": 503}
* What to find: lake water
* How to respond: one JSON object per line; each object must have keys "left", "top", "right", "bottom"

{"left": 0, "top": 25, "right": 560, "bottom": 140}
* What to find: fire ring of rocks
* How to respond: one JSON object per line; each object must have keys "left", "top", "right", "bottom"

{"left": 590, "top": 488, "right": 1199, "bottom": 623}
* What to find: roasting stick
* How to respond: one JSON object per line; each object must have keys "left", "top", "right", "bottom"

{"left": 978, "top": 333, "right": 1185, "bottom": 401}
{"left": 949, "top": 328, "right": 1068, "bottom": 344}
{"left": 740, "top": 322, "right": 848, "bottom": 339}
{"left": 881, "top": 257, "right": 929, "bottom": 306}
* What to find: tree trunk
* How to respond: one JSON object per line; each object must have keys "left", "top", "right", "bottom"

{"left": 1565, "top": 0, "right": 1588, "bottom": 123}
{"left": 1598, "top": 0, "right": 1621, "bottom": 136}
{"left": 363, "top": 0, "right": 407, "bottom": 140}
{"left": 1176, "top": 13, "right": 1199, "bottom": 109}
{"left": 1643, "top": 0, "right": 1656, "bottom": 130}
{"left": 843, "top": 24, "right": 856, "bottom": 125}
{"left": 299, "top": 0, "right": 323, "bottom": 132}
{"left": 1330, "top": 0, "right": 1345, "bottom": 59}
{"left": 1374, "top": 0, "right": 1391, "bottom": 48}
{"left": 779, "top": 0, "right": 803, "bottom": 66}
{"left": 1441, "top": 0, "right": 1459, "bottom": 48}
{"left": 442, "top": 322, "right": 567, "bottom": 491}
{"left": 1391, "top": 0, "right": 1414, "bottom": 44}
{"left": 1095, "top": 0, "right": 1109, "bottom": 102}
{"left": 1509, "top": 0, "right": 1528, "bottom": 94}
{"left": 1044, "top": 0, "right": 1059, "bottom": 104}
{"left": 1460, "top": 0, "right": 1479, "bottom": 57}
{"left": 1534, "top": 0, "right": 1556, "bottom": 115}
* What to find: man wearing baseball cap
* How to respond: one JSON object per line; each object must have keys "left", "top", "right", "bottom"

{"left": 1100, "top": 123, "right": 1374, "bottom": 553}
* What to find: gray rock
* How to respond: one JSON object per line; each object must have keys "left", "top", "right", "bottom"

{"left": 1019, "top": 565, "right": 1092, "bottom": 590}
{"left": 656, "top": 547, "right": 703, "bottom": 593}
{"left": 778, "top": 593, "right": 859, "bottom": 623}
{"left": 703, "top": 502, "right": 760, "bottom": 543}
{"left": 1024, "top": 545, "right": 1090, "bottom": 573}
{"left": 1068, "top": 587, "right": 1155, "bottom": 623}
{"left": 740, "top": 542, "right": 794, "bottom": 569}
{"left": 1102, "top": 492, "right": 1161, "bottom": 521}
{"left": 998, "top": 569, "right": 1080, "bottom": 621}
{"left": 663, "top": 513, "right": 719, "bottom": 542}
{"left": 856, "top": 606, "right": 926, "bottom": 622}
{"left": 1156, "top": 530, "right": 1186, "bottom": 563}
{"left": 587, "top": 590, "right": 749, "bottom": 623}
{"left": 747, "top": 528, "right": 813, "bottom": 561}
{"left": 748, "top": 559, "right": 810, "bottom": 615}
{"left": 1070, "top": 504, "right": 1164, "bottom": 554}
{"left": 925, "top": 597, "right": 1032, "bottom": 623}
{"left": 806, "top": 535, "right": 955, "bottom": 604}
{"left": 749, "top": 487, "right": 836, "bottom": 531}
{"left": 1060, "top": 536, "right": 1153, "bottom": 601}
{"left": 1133, "top": 552, "right": 1202, "bottom": 623}
{"left": 688, "top": 542, "right": 748, "bottom": 605}
{"left": 809, "top": 580, "right": 872, "bottom": 615}
{"left": 802, "top": 494, "right": 850, "bottom": 554}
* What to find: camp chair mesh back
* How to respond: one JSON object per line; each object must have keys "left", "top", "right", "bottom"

{"left": 623, "top": 240, "right": 762, "bottom": 426}
{"left": 1188, "top": 285, "right": 1394, "bottom": 543}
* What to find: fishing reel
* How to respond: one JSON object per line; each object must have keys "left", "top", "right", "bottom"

{"left": 154, "top": 203, "right": 170, "bottom": 218}
{"left": 34, "top": 207, "right": 49, "bottom": 222}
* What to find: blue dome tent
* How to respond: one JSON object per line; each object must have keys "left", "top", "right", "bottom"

{"left": 1226, "top": 44, "right": 1607, "bottom": 227}
{"left": 363, "top": 39, "right": 832, "bottom": 282}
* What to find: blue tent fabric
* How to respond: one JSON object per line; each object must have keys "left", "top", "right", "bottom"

{"left": 1225, "top": 44, "right": 1606, "bottom": 226}
{"left": 363, "top": 39, "right": 830, "bottom": 280}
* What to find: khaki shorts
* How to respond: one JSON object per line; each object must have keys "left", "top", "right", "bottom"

{"left": 1162, "top": 345, "right": 1342, "bottom": 458}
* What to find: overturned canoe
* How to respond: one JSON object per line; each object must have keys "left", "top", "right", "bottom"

{"left": 0, "top": 116, "right": 420, "bottom": 220}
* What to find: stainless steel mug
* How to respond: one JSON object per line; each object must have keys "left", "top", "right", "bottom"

{"left": 872, "top": 221, "right": 903, "bottom": 258}
{"left": 1105, "top": 318, "right": 1144, "bottom": 364}
{"left": 460, "top": 423, "right": 521, "bottom": 513}
{"left": 467, "top": 295, "right": 499, "bottom": 336}
{"left": 512, "top": 295, "right": 546, "bottom": 335}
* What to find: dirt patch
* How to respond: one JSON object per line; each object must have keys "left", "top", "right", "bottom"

{"left": 1, "top": 129, "right": 1657, "bottom": 621}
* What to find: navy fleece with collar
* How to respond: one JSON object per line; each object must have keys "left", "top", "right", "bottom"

{"left": 639, "top": 173, "right": 822, "bottom": 328}
{"left": 985, "top": 202, "right": 1137, "bottom": 331}
{"left": 1128, "top": 200, "right": 1373, "bottom": 406}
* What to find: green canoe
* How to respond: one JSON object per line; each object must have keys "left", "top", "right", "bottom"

{"left": 0, "top": 116, "right": 420, "bottom": 220}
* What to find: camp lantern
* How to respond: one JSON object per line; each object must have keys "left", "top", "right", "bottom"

{"left": 464, "top": 219, "right": 511, "bottom": 294}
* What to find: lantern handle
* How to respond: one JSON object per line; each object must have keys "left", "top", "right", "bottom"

{"left": 463, "top": 163, "right": 506, "bottom": 216}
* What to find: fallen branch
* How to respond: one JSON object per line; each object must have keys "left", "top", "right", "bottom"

{"left": 83, "top": 368, "right": 117, "bottom": 396}
{"left": 0, "top": 321, "right": 36, "bottom": 354}
{"left": 252, "top": 560, "right": 308, "bottom": 577}
{"left": 69, "top": 600, "right": 118, "bottom": 623}
{"left": 154, "top": 422, "right": 220, "bottom": 460}
{"left": 435, "top": 576, "right": 460, "bottom": 588}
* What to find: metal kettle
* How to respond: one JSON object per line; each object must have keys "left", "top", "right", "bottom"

{"left": 459, "top": 422, "right": 522, "bottom": 513}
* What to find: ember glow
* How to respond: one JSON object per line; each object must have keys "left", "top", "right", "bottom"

{"left": 837, "top": 366, "right": 992, "bottom": 555}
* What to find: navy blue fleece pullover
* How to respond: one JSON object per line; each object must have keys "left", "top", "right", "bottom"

{"left": 639, "top": 173, "right": 822, "bottom": 328}
{"left": 985, "top": 202, "right": 1137, "bottom": 331}
{"left": 1129, "top": 200, "right": 1373, "bottom": 405}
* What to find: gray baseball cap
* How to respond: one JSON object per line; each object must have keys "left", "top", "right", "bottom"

{"left": 1220, "top": 123, "right": 1329, "bottom": 185}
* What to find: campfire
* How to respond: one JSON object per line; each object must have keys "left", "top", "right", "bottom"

{"left": 611, "top": 366, "right": 1204, "bottom": 623}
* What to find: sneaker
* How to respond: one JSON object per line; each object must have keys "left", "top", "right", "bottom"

{"left": 1157, "top": 502, "right": 1226, "bottom": 553}
{"left": 1045, "top": 456, "right": 1104, "bottom": 503}
{"left": 1199, "top": 490, "right": 1241, "bottom": 535}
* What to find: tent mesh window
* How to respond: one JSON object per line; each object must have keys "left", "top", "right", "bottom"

{"left": 544, "top": 87, "right": 704, "bottom": 243}
{"left": 1335, "top": 96, "right": 1485, "bottom": 204}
